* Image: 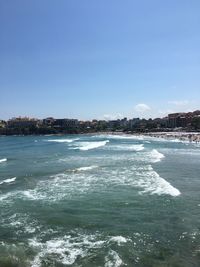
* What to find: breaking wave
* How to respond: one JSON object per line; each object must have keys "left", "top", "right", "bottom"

{"left": 105, "top": 250, "right": 123, "bottom": 267}
{"left": 110, "top": 236, "right": 130, "bottom": 245}
{"left": 92, "top": 134, "right": 144, "bottom": 140}
{"left": 73, "top": 140, "right": 109, "bottom": 151}
{"left": 28, "top": 233, "right": 130, "bottom": 267}
{"left": 0, "top": 177, "right": 16, "bottom": 185}
{"left": 0, "top": 158, "right": 7, "bottom": 163}
{"left": 29, "top": 234, "right": 105, "bottom": 267}
{"left": 132, "top": 168, "right": 181, "bottom": 197}
{"left": 75, "top": 166, "right": 98, "bottom": 171}
{"left": 46, "top": 138, "right": 79, "bottom": 143}
{"left": 110, "top": 144, "right": 144, "bottom": 152}
{"left": 101, "top": 164, "right": 180, "bottom": 197}
{"left": 150, "top": 149, "right": 165, "bottom": 163}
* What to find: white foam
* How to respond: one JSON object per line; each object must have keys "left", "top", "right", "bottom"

{"left": 0, "top": 213, "right": 40, "bottom": 235}
{"left": 101, "top": 162, "right": 181, "bottom": 197}
{"left": 22, "top": 190, "right": 47, "bottom": 201}
{"left": 108, "top": 144, "right": 144, "bottom": 152}
{"left": 29, "top": 234, "right": 106, "bottom": 267}
{"left": 110, "top": 236, "right": 130, "bottom": 245}
{"left": 105, "top": 250, "right": 123, "bottom": 267}
{"left": 46, "top": 138, "right": 79, "bottom": 143}
{"left": 93, "top": 134, "right": 143, "bottom": 140}
{"left": 73, "top": 140, "right": 109, "bottom": 151}
{"left": 150, "top": 149, "right": 165, "bottom": 163}
{"left": 76, "top": 166, "right": 98, "bottom": 171}
{"left": 0, "top": 158, "right": 7, "bottom": 163}
{"left": 0, "top": 192, "right": 13, "bottom": 201}
{"left": 0, "top": 177, "right": 16, "bottom": 185}
{"left": 20, "top": 170, "right": 98, "bottom": 202}
{"left": 132, "top": 144, "right": 144, "bottom": 151}
{"left": 134, "top": 169, "right": 181, "bottom": 197}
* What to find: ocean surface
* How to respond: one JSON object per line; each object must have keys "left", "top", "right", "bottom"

{"left": 0, "top": 134, "right": 200, "bottom": 267}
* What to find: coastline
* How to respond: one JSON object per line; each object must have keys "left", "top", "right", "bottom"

{"left": 90, "top": 131, "right": 200, "bottom": 143}
{"left": 141, "top": 131, "right": 200, "bottom": 143}
{"left": 0, "top": 131, "right": 200, "bottom": 143}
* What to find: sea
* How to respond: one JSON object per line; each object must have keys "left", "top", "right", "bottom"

{"left": 0, "top": 134, "right": 200, "bottom": 267}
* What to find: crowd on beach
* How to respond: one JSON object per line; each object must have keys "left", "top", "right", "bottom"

{"left": 96, "top": 131, "right": 200, "bottom": 143}
{"left": 143, "top": 132, "right": 200, "bottom": 143}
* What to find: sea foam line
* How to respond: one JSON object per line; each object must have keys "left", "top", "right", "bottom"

{"left": 110, "top": 144, "right": 144, "bottom": 152}
{"left": 105, "top": 164, "right": 180, "bottom": 197}
{"left": 0, "top": 177, "right": 16, "bottom": 185}
{"left": 150, "top": 149, "right": 165, "bottom": 163}
{"left": 73, "top": 140, "right": 109, "bottom": 151}
{"left": 46, "top": 138, "right": 79, "bottom": 143}
{"left": 75, "top": 166, "right": 98, "bottom": 171}
{"left": 0, "top": 158, "right": 7, "bottom": 163}
{"left": 135, "top": 169, "right": 181, "bottom": 197}
{"left": 92, "top": 134, "right": 143, "bottom": 140}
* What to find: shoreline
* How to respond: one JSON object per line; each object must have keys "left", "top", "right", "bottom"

{"left": 141, "top": 131, "right": 200, "bottom": 143}
{"left": 0, "top": 131, "right": 200, "bottom": 143}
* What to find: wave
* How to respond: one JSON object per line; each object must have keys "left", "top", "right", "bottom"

{"left": 102, "top": 163, "right": 180, "bottom": 197}
{"left": 73, "top": 140, "right": 109, "bottom": 151}
{"left": 143, "top": 172, "right": 181, "bottom": 197}
{"left": 75, "top": 165, "right": 98, "bottom": 171}
{"left": 105, "top": 250, "right": 124, "bottom": 267}
{"left": 109, "top": 236, "right": 130, "bottom": 245}
{"left": 46, "top": 138, "right": 79, "bottom": 143}
{"left": 150, "top": 149, "right": 165, "bottom": 163}
{"left": 22, "top": 190, "right": 46, "bottom": 201}
{"left": 134, "top": 168, "right": 181, "bottom": 197}
{"left": 110, "top": 144, "right": 144, "bottom": 152}
{"left": 0, "top": 177, "right": 16, "bottom": 185}
{"left": 0, "top": 158, "right": 7, "bottom": 163}
{"left": 19, "top": 170, "right": 97, "bottom": 202}
{"left": 28, "top": 232, "right": 130, "bottom": 267}
{"left": 92, "top": 134, "right": 143, "bottom": 140}
{"left": 0, "top": 213, "right": 40, "bottom": 235}
{"left": 0, "top": 169, "right": 98, "bottom": 203}
{"left": 29, "top": 233, "right": 106, "bottom": 267}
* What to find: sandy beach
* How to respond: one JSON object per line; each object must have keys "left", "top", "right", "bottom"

{"left": 142, "top": 132, "right": 200, "bottom": 143}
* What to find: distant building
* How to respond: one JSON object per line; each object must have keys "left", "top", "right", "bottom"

{"left": 153, "top": 117, "right": 168, "bottom": 128}
{"left": 7, "top": 117, "right": 39, "bottom": 128}
{"left": 43, "top": 117, "right": 55, "bottom": 126}
{"left": 193, "top": 110, "right": 200, "bottom": 116}
{"left": 0, "top": 120, "right": 7, "bottom": 128}
{"left": 53, "top": 119, "right": 78, "bottom": 128}
{"left": 168, "top": 110, "right": 200, "bottom": 128}
{"left": 120, "top": 118, "right": 128, "bottom": 128}
{"left": 108, "top": 120, "right": 121, "bottom": 129}
{"left": 128, "top": 118, "right": 140, "bottom": 129}
{"left": 168, "top": 113, "right": 184, "bottom": 128}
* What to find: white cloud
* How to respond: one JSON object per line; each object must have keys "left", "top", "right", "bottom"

{"left": 103, "top": 113, "right": 123, "bottom": 121}
{"left": 134, "top": 103, "right": 151, "bottom": 113}
{"left": 168, "top": 100, "right": 189, "bottom": 106}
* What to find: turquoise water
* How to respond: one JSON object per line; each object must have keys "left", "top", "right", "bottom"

{"left": 0, "top": 134, "right": 200, "bottom": 267}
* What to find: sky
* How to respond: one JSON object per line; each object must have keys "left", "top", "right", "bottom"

{"left": 0, "top": 0, "right": 200, "bottom": 120}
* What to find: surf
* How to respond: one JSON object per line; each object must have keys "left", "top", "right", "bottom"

{"left": 0, "top": 177, "right": 16, "bottom": 185}
{"left": 73, "top": 140, "right": 109, "bottom": 151}
{"left": 0, "top": 158, "right": 7, "bottom": 163}
{"left": 46, "top": 138, "right": 79, "bottom": 143}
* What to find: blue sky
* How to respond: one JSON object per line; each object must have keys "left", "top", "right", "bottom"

{"left": 0, "top": 0, "right": 200, "bottom": 120}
